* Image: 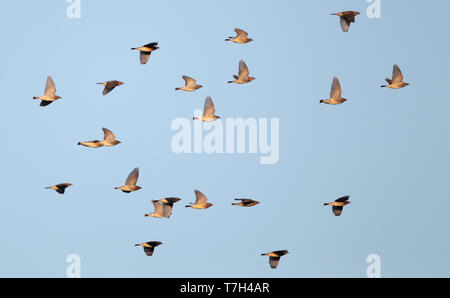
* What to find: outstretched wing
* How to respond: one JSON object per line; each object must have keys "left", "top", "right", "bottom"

{"left": 125, "top": 168, "right": 139, "bottom": 186}
{"left": 235, "top": 28, "right": 248, "bottom": 38}
{"left": 194, "top": 190, "right": 208, "bottom": 204}
{"left": 238, "top": 60, "right": 250, "bottom": 79}
{"left": 203, "top": 96, "right": 216, "bottom": 118}
{"left": 102, "top": 128, "right": 115, "bottom": 142}
{"left": 332, "top": 206, "right": 344, "bottom": 216}
{"left": 183, "top": 76, "right": 197, "bottom": 88}
{"left": 152, "top": 200, "right": 165, "bottom": 216}
{"left": 392, "top": 64, "right": 404, "bottom": 83}
{"left": 140, "top": 52, "right": 151, "bottom": 64}
{"left": 44, "top": 76, "right": 57, "bottom": 96}
{"left": 340, "top": 17, "right": 350, "bottom": 32}
{"left": 269, "top": 256, "right": 281, "bottom": 269}
{"left": 143, "top": 246, "right": 155, "bottom": 256}
{"left": 335, "top": 196, "right": 350, "bottom": 203}
{"left": 330, "top": 77, "right": 342, "bottom": 98}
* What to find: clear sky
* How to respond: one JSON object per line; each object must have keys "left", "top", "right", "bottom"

{"left": 0, "top": 0, "right": 449, "bottom": 278}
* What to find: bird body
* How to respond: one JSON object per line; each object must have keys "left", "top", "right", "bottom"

{"left": 381, "top": 65, "right": 409, "bottom": 89}
{"left": 175, "top": 76, "right": 202, "bottom": 92}
{"left": 232, "top": 198, "right": 260, "bottom": 207}
{"left": 228, "top": 60, "right": 255, "bottom": 84}
{"left": 320, "top": 77, "right": 347, "bottom": 105}
{"left": 131, "top": 42, "right": 159, "bottom": 64}
{"left": 193, "top": 96, "right": 220, "bottom": 122}
{"left": 45, "top": 183, "right": 72, "bottom": 194}
{"left": 134, "top": 241, "right": 162, "bottom": 256}
{"left": 78, "top": 128, "right": 121, "bottom": 148}
{"left": 185, "top": 190, "right": 213, "bottom": 209}
{"left": 261, "top": 250, "right": 289, "bottom": 269}
{"left": 97, "top": 80, "right": 124, "bottom": 96}
{"left": 33, "top": 76, "right": 62, "bottom": 107}
{"left": 114, "top": 168, "right": 142, "bottom": 193}
{"left": 324, "top": 196, "right": 351, "bottom": 216}
{"left": 331, "top": 11, "right": 360, "bottom": 32}
{"left": 225, "top": 28, "right": 253, "bottom": 44}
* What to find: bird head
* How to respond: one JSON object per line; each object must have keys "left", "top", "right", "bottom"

{"left": 114, "top": 140, "right": 122, "bottom": 145}
{"left": 55, "top": 96, "right": 62, "bottom": 100}
{"left": 118, "top": 81, "right": 125, "bottom": 86}
{"left": 249, "top": 77, "right": 256, "bottom": 82}
{"left": 248, "top": 38, "right": 254, "bottom": 42}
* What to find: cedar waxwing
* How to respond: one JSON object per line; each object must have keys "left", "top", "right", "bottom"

{"left": 134, "top": 241, "right": 162, "bottom": 256}
{"left": 175, "top": 76, "right": 203, "bottom": 92}
{"left": 158, "top": 197, "right": 181, "bottom": 218}
{"left": 232, "top": 198, "right": 260, "bottom": 207}
{"left": 381, "top": 65, "right": 409, "bottom": 89}
{"left": 193, "top": 96, "right": 220, "bottom": 122}
{"left": 131, "top": 42, "right": 159, "bottom": 64}
{"left": 144, "top": 200, "right": 166, "bottom": 218}
{"left": 78, "top": 128, "right": 121, "bottom": 148}
{"left": 324, "top": 196, "right": 351, "bottom": 216}
{"left": 33, "top": 76, "right": 62, "bottom": 107}
{"left": 228, "top": 60, "right": 255, "bottom": 84}
{"left": 185, "top": 190, "right": 213, "bottom": 209}
{"left": 225, "top": 28, "right": 253, "bottom": 44}
{"left": 45, "top": 183, "right": 72, "bottom": 194}
{"left": 114, "top": 168, "right": 142, "bottom": 193}
{"left": 320, "top": 77, "right": 347, "bottom": 105}
{"left": 97, "top": 80, "right": 124, "bottom": 96}
{"left": 261, "top": 250, "right": 289, "bottom": 269}
{"left": 331, "top": 11, "right": 360, "bottom": 32}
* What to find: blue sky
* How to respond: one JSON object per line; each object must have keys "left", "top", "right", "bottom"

{"left": 0, "top": 0, "right": 449, "bottom": 277}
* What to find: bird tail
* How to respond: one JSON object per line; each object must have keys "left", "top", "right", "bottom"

{"left": 77, "top": 142, "right": 82, "bottom": 146}
{"left": 324, "top": 203, "right": 330, "bottom": 206}
{"left": 380, "top": 85, "right": 386, "bottom": 88}
{"left": 185, "top": 205, "right": 192, "bottom": 208}
{"left": 144, "top": 214, "right": 149, "bottom": 217}
{"left": 175, "top": 88, "right": 181, "bottom": 91}
{"left": 33, "top": 97, "right": 40, "bottom": 99}
{"left": 131, "top": 48, "right": 137, "bottom": 50}
{"left": 193, "top": 117, "right": 198, "bottom": 120}
{"left": 134, "top": 244, "right": 140, "bottom": 246}
{"left": 319, "top": 100, "right": 324, "bottom": 103}
{"left": 231, "top": 203, "right": 239, "bottom": 206}
{"left": 227, "top": 81, "right": 234, "bottom": 84}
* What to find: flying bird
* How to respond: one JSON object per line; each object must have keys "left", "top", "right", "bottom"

{"left": 193, "top": 96, "right": 220, "bottom": 122}
{"left": 261, "top": 250, "right": 289, "bottom": 269}
{"left": 185, "top": 190, "right": 213, "bottom": 209}
{"left": 232, "top": 198, "right": 260, "bottom": 207}
{"left": 33, "top": 76, "right": 62, "bottom": 107}
{"left": 114, "top": 168, "right": 142, "bottom": 193}
{"left": 97, "top": 80, "right": 124, "bottom": 96}
{"left": 324, "top": 196, "right": 351, "bottom": 216}
{"left": 45, "top": 183, "right": 72, "bottom": 194}
{"left": 158, "top": 197, "right": 182, "bottom": 218}
{"left": 381, "top": 65, "right": 409, "bottom": 89}
{"left": 134, "top": 241, "right": 163, "bottom": 256}
{"left": 145, "top": 200, "right": 166, "bottom": 218}
{"left": 78, "top": 128, "right": 121, "bottom": 148}
{"left": 225, "top": 28, "right": 253, "bottom": 44}
{"left": 175, "top": 76, "right": 203, "bottom": 92}
{"left": 331, "top": 11, "right": 360, "bottom": 32}
{"left": 320, "top": 77, "right": 347, "bottom": 105}
{"left": 228, "top": 60, "right": 255, "bottom": 84}
{"left": 131, "top": 42, "right": 159, "bottom": 64}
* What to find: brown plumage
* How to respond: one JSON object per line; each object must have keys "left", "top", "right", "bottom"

{"left": 193, "top": 96, "right": 221, "bottom": 122}
{"left": 45, "top": 183, "right": 72, "bottom": 194}
{"left": 114, "top": 168, "right": 142, "bottom": 193}
{"left": 381, "top": 65, "right": 409, "bottom": 89}
{"left": 331, "top": 11, "right": 360, "bottom": 32}
{"left": 324, "top": 196, "right": 351, "bottom": 216}
{"left": 231, "top": 198, "right": 260, "bottom": 207}
{"left": 158, "top": 197, "right": 182, "bottom": 218}
{"left": 97, "top": 80, "right": 124, "bottom": 96}
{"left": 261, "top": 250, "right": 289, "bottom": 269}
{"left": 77, "top": 128, "right": 121, "bottom": 148}
{"left": 175, "top": 76, "right": 203, "bottom": 92}
{"left": 33, "top": 76, "right": 62, "bottom": 107}
{"left": 320, "top": 77, "right": 347, "bottom": 105}
{"left": 185, "top": 190, "right": 213, "bottom": 209}
{"left": 134, "top": 241, "right": 162, "bottom": 256}
{"left": 228, "top": 60, "right": 255, "bottom": 84}
{"left": 225, "top": 28, "right": 253, "bottom": 44}
{"left": 131, "top": 42, "right": 159, "bottom": 64}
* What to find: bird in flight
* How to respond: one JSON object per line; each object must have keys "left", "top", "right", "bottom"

{"left": 131, "top": 42, "right": 159, "bottom": 64}
{"left": 232, "top": 198, "right": 260, "bottom": 207}
{"left": 324, "top": 196, "right": 351, "bottom": 216}
{"left": 33, "top": 76, "right": 62, "bottom": 107}
{"left": 193, "top": 96, "right": 220, "bottom": 122}
{"left": 97, "top": 80, "right": 124, "bottom": 96}
{"left": 320, "top": 77, "right": 347, "bottom": 105}
{"left": 331, "top": 11, "right": 360, "bottom": 32}
{"left": 158, "top": 197, "right": 182, "bottom": 218}
{"left": 228, "top": 60, "right": 255, "bottom": 84}
{"left": 45, "top": 183, "right": 72, "bottom": 195}
{"left": 381, "top": 65, "right": 409, "bottom": 89}
{"left": 114, "top": 168, "right": 142, "bottom": 193}
{"left": 78, "top": 128, "right": 121, "bottom": 148}
{"left": 185, "top": 190, "right": 213, "bottom": 209}
{"left": 261, "top": 250, "right": 289, "bottom": 269}
{"left": 225, "top": 28, "right": 253, "bottom": 44}
{"left": 145, "top": 200, "right": 166, "bottom": 218}
{"left": 175, "top": 76, "right": 203, "bottom": 92}
{"left": 134, "top": 241, "right": 163, "bottom": 256}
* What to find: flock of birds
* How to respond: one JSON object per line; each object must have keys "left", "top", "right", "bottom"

{"left": 37, "top": 10, "right": 410, "bottom": 270}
